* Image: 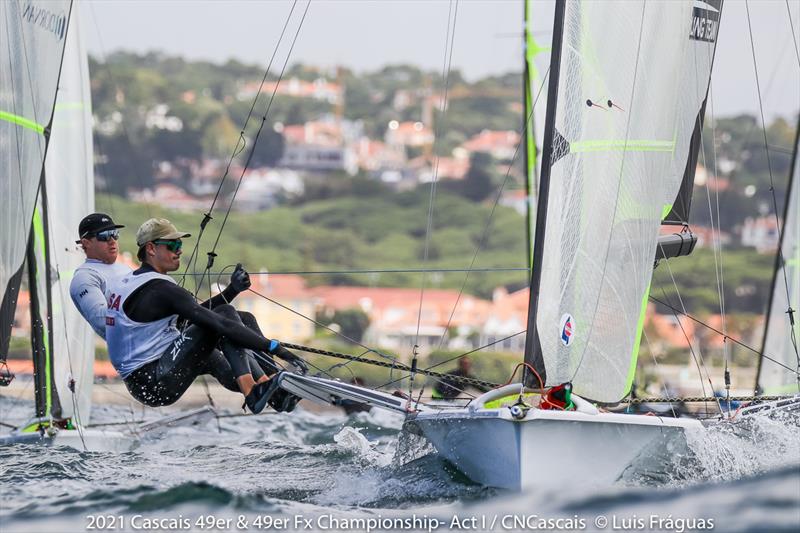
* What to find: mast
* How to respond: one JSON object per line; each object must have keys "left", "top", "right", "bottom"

{"left": 27, "top": 192, "right": 63, "bottom": 420}
{"left": 522, "top": 0, "right": 566, "bottom": 387}
{"left": 755, "top": 114, "right": 800, "bottom": 393}
{"left": 523, "top": 0, "right": 533, "bottom": 270}
{"left": 523, "top": 0, "right": 536, "bottom": 270}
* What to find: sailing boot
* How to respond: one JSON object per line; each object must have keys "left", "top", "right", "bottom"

{"left": 244, "top": 374, "right": 283, "bottom": 414}
{"left": 268, "top": 388, "right": 301, "bottom": 413}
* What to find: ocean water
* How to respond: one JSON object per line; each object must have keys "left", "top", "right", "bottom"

{"left": 0, "top": 397, "right": 798, "bottom": 533}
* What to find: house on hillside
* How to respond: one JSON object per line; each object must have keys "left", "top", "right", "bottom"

{"left": 461, "top": 130, "right": 520, "bottom": 162}
{"left": 741, "top": 216, "right": 780, "bottom": 253}
{"left": 385, "top": 121, "right": 435, "bottom": 148}
{"left": 233, "top": 274, "right": 316, "bottom": 344}
{"left": 237, "top": 77, "right": 343, "bottom": 105}
{"left": 310, "top": 286, "right": 490, "bottom": 357}
{"left": 481, "top": 287, "right": 529, "bottom": 353}
{"left": 277, "top": 117, "right": 359, "bottom": 175}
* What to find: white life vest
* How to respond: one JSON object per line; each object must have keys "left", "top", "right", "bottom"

{"left": 105, "top": 271, "right": 181, "bottom": 378}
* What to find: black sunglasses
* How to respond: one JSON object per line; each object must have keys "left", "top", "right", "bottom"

{"left": 153, "top": 239, "right": 183, "bottom": 252}
{"left": 85, "top": 229, "right": 119, "bottom": 242}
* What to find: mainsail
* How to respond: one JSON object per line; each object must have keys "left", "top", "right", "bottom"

{"left": 42, "top": 3, "right": 95, "bottom": 424}
{"left": 525, "top": 0, "right": 722, "bottom": 402}
{"left": 0, "top": 0, "right": 94, "bottom": 427}
{"left": 757, "top": 118, "right": 800, "bottom": 395}
{"left": 0, "top": 0, "right": 72, "bottom": 360}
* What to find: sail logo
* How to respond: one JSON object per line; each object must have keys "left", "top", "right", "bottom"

{"left": 21, "top": 2, "right": 67, "bottom": 41}
{"left": 559, "top": 313, "right": 575, "bottom": 347}
{"left": 689, "top": 0, "right": 721, "bottom": 43}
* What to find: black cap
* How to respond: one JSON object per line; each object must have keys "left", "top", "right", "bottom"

{"left": 77, "top": 213, "right": 124, "bottom": 242}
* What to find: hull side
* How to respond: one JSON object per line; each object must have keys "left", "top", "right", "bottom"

{"left": 0, "top": 428, "right": 135, "bottom": 452}
{"left": 408, "top": 409, "right": 700, "bottom": 490}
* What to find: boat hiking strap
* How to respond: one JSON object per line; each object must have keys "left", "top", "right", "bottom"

{"left": 280, "top": 341, "right": 499, "bottom": 390}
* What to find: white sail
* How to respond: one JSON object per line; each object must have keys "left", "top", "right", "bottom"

{"left": 533, "top": 0, "right": 720, "bottom": 402}
{"left": 0, "top": 0, "right": 72, "bottom": 347}
{"left": 759, "top": 128, "right": 800, "bottom": 395}
{"left": 45, "top": 4, "right": 95, "bottom": 425}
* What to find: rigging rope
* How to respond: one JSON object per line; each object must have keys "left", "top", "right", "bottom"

{"left": 280, "top": 340, "right": 499, "bottom": 391}
{"left": 745, "top": 0, "right": 800, "bottom": 364}
{"left": 623, "top": 394, "right": 794, "bottom": 404}
{"left": 658, "top": 284, "right": 716, "bottom": 414}
{"left": 639, "top": 328, "right": 679, "bottom": 417}
{"left": 375, "top": 331, "right": 527, "bottom": 392}
{"left": 414, "top": 0, "right": 460, "bottom": 349}
{"left": 201, "top": 1, "right": 312, "bottom": 289}
{"left": 177, "top": 267, "right": 528, "bottom": 277}
{"left": 179, "top": 0, "right": 302, "bottom": 291}
{"left": 434, "top": 66, "right": 550, "bottom": 353}
{"left": 246, "top": 287, "right": 396, "bottom": 363}
{"left": 649, "top": 294, "right": 799, "bottom": 375}
{"left": 786, "top": 0, "right": 800, "bottom": 68}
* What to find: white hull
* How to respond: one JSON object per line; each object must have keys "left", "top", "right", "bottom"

{"left": 0, "top": 427, "right": 136, "bottom": 452}
{"left": 405, "top": 384, "right": 701, "bottom": 490}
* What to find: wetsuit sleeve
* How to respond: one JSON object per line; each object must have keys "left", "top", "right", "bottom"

{"left": 158, "top": 284, "right": 271, "bottom": 352}
{"left": 69, "top": 269, "right": 108, "bottom": 339}
{"left": 199, "top": 285, "right": 240, "bottom": 309}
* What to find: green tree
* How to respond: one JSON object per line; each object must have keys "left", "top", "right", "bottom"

{"left": 460, "top": 152, "right": 494, "bottom": 202}
{"left": 331, "top": 308, "right": 371, "bottom": 343}
{"left": 201, "top": 113, "right": 239, "bottom": 158}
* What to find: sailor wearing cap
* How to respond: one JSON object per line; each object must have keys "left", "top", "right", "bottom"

{"left": 104, "top": 218, "right": 304, "bottom": 414}
{"left": 69, "top": 213, "right": 132, "bottom": 339}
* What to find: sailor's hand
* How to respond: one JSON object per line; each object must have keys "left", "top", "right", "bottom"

{"left": 268, "top": 340, "right": 308, "bottom": 375}
{"left": 230, "top": 263, "right": 251, "bottom": 293}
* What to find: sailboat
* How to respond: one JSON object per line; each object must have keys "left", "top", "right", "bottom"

{"left": 269, "top": 0, "right": 799, "bottom": 490}
{"left": 755, "top": 116, "right": 800, "bottom": 397}
{"left": 0, "top": 1, "right": 131, "bottom": 451}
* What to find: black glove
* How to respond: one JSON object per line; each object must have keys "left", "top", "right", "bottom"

{"left": 230, "top": 263, "right": 251, "bottom": 293}
{"left": 268, "top": 340, "right": 308, "bottom": 375}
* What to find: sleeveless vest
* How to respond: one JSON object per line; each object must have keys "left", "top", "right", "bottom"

{"left": 105, "top": 271, "right": 181, "bottom": 378}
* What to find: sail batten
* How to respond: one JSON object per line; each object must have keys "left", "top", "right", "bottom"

{"left": 525, "top": 0, "right": 721, "bottom": 402}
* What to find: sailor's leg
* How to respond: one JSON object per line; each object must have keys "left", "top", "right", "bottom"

{"left": 124, "top": 361, "right": 175, "bottom": 407}
{"left": 237, "top": 311, "right": 301, "bottom": 413}
{"left": 213, "top": 304, "right": 260, "bottom": 395}
{"left": 154, "top": 324, "right": 219, "bottom": 404}
{"left": 238, "top": 311, "right": 280, "bottom": 375}
{"left": 198, "top": 349, "right": 240, "bottom": 393}
{"left": 123, "top": 324, "right": 217, "bottom": 406}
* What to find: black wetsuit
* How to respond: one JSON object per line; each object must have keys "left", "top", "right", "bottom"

{"left": 122, "top": 264, "right": 278, "bottom": 406}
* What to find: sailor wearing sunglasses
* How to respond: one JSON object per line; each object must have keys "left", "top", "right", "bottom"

{"left": 105, "top": 218, "right": 304, "bottom": 414}
{"left": 69, "top": 213, "right": 132, "bottom": 339}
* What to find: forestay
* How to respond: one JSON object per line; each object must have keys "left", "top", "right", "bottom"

{"left": 0, "top": 0, "right": 72, "bottom": 356}
{"left": 529, "top": 0, "right": 721, "bottom": 402}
